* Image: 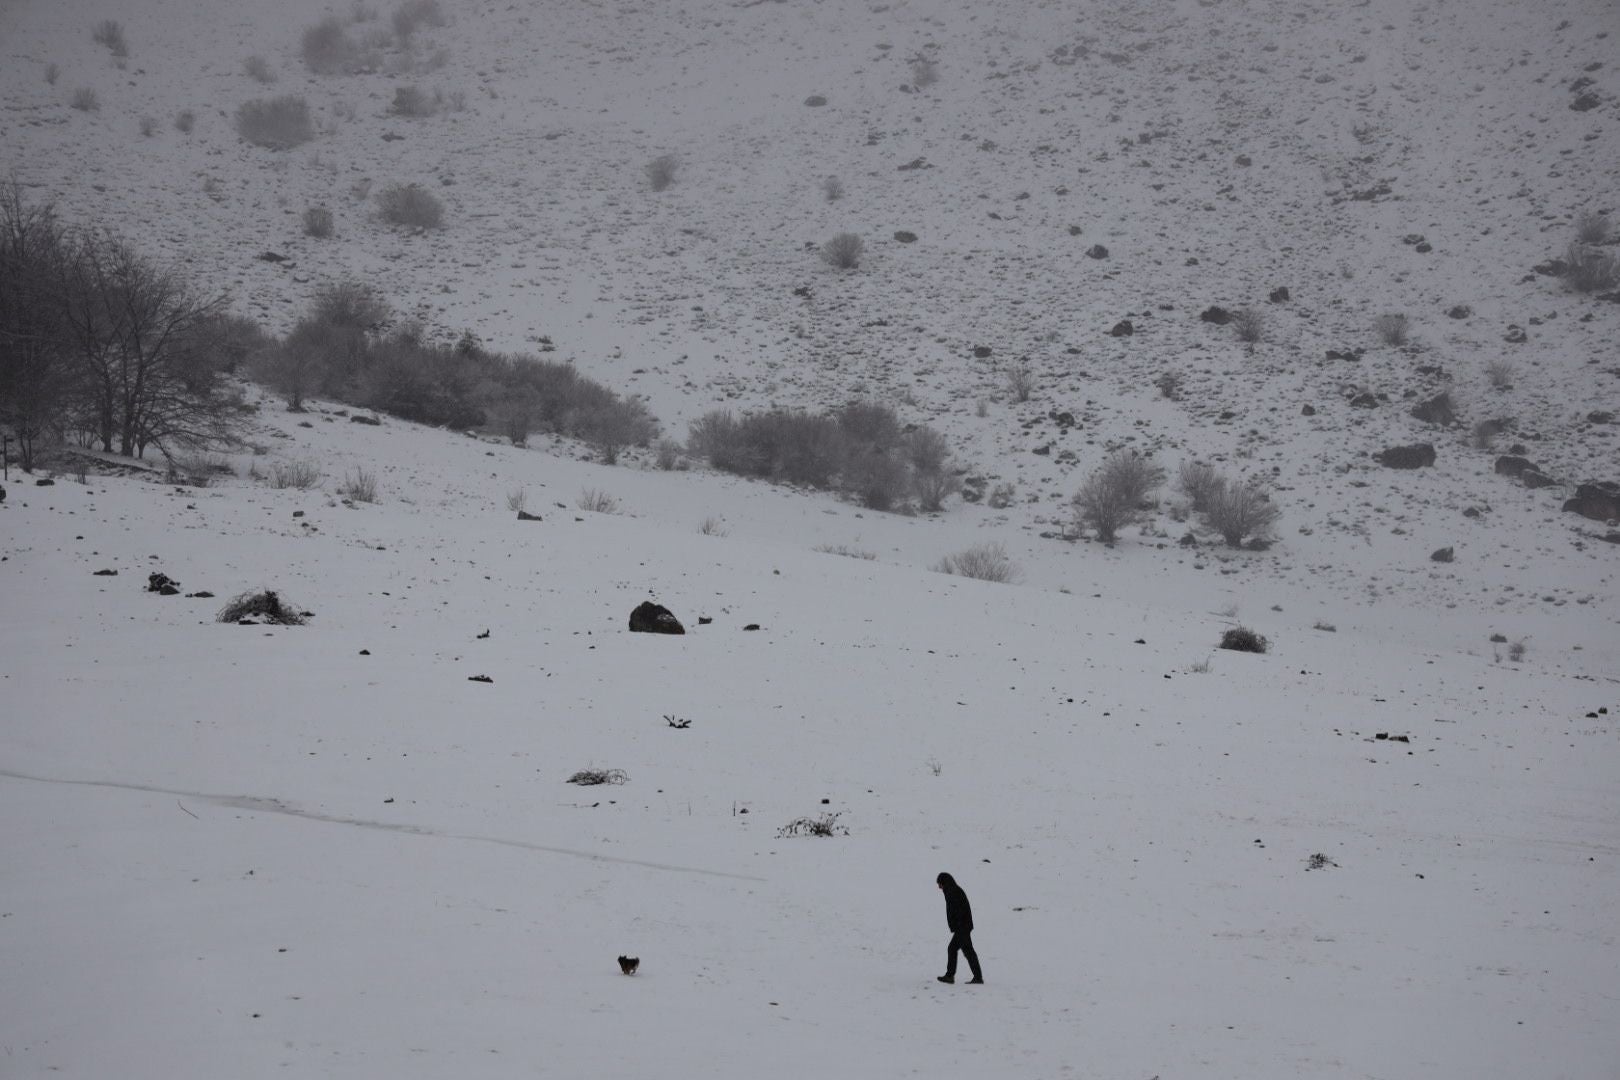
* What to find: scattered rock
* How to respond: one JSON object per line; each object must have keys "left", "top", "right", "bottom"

{"left": 1068, "top": 225, "right": 1083, "bottom": 236}
{"left": 1199, "top": 306, "right": 1232, "bottom": 325}
{"left": 147, "top": 572, "right": 181, "bottom": 595}
{"left": 467, "top": 674, "right": 493, "bottom": 683}
{"left": 629, "top": 601, "right": 685, "bottom": 635}
{"left": 1235, "top": 154, "right": 1251, "bottom": 166}
{"left": 972, "top": 345, "right": 993, "bottom": 359}
{"left": 743, "top": 623, "right": 761, "bottom": 631}
{"left": 697, "top": 616, "right": 713, "bottom": 625}
{"left": 1563, "top": 482, "right": 1620, "bottom": 522}
{"left": 1494, "top": 455, "right": 1537, "bottom": 479}
{"left": 1410, "top": 394, "right": 1457, "bottom": 426}
{"left": 1374, "top": 443, "right": 1436, "bottom": 469}
{"left": 1570, "top": 91, "right": 1601, "bottom": 112}
{"left": 1447, "top": 305, "right": 1472, "bottom": 319}
{"left": 350, "top": 414, "right": 381, "bottom": 425}
{"left": 256, "top": 251, "right": 288, "bottom": 263}
{"left": 1522, "top": 470, "right": 1558, "bottom": 490}
{"left": 516, "top": 510, "right": 542, "bottom": 521}
{"left": 1109, "top": 320, "right": 1134, "bottom": 337}
{"left": 1086, "top": 244, "right": 1109, "bottom": 259}
{"left": 36, "top": 477, "right": 55, "bottom": 486}
{"left": 892, "top": 230, "right": 918, "bottom": 243}
{"left": 1268, "top": 286, "right": 1290, "bottom": 303}
{"left": 1301, "top": 403, "right": 1316, "bottom": 416}
{"left": 1325, "top": 348, "right": 1364, "bottom": 361}
{"left": 1504, "top": 325, "right": 1527, "bottom": 344}
{"left": 1431, "top": 546, "right": 1454, "bottom": 563}
{"left": 1349, "top": 392, "right": 1380, "bottom": 409}
{"left": 93, "top": 568, "right": 118, "bottom": 576}
{"left": 803, "top": 95, "right": 827, "bottom": 107}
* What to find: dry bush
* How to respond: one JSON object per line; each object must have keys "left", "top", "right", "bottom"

{"left": 577, "top": 487, "right": 618, "bottom": 514}
{"left": 389, "top": 85, "right": 437, "bottom": 117}
{"left": 814, "top": 544, "right": 876, "bottom": 560}
{"left": 1575, "top": 210, "right": 1611, "bottom": 245}
{"left": 45, "top": 62, "right": 59, "bottom": 85}
{"left": 987, "top": 481, "right": 1016, "bottom": 509}
{"left": 301, "top": 16, "right": 370, "bottom": 74}
{"left": 506, "top": 488, "right": 526, "bottom": 512}
{"left": 338, "top": 468, "right": 378, "bottom": 502}
{"left": 822, "top": 176, "right": 845, "bottom": 202}
{"left": 1484, "top": 358, "right": 1515, "bottom": 390}
{"left": 1231, "top": 307, "right": 1265, "bottom": 344}
{"left": 138, "top": 116, "right": 158, "bottom": 137}
{"left": 392, "top": 0, "right": 447, "bottom": 43}
{"left": 914, "top": 469, "right": 961, "bottom": 512}
{"left": 1218, "top": 626, "right": 1268, "bottom": 653}
{"left": 376, "top": 182, "right": 444, "bottom": 228}
{"left": 92, "top": 19, "right": 128, "bottom": 57}
{"left": 1005, "top": 362, "right": 1035, "bottom": 403}
{"left": 175, "top": 109, "right": 195, "bottom": 133}
{"left": 778, "top": 812, "right": 847, "bottom": 837}
{"left": 270, "top": 459, "right": 323, "bottom": 489}
{"left": 1155, "top": 370, "right": 1184, "bottom": 399}
{"left": 236, "top": 95, "right": 314, "bottom": 150}
{"left": 303, "top": 207, "right": 334, "bottom": 238}
{"left": 821, "top": 232, "right": 864, "bottom": 269}
{"left": 1073, "top": 452, "right": 1166, "bottom": 542}
{"left": 910, "top": 57, "right": 939, "bottom": 88}
{"left": 1178, "top": 461, "right": 1225, "bottom": 513}
{"left": 567, "top": 767, "right": 628, "bottom": 786}
{"left": 697, "top": 516, "right": 727, "bottom": 536}
{"left": 70, "top": 87, "right": 99, "bottom": 111}
{"left": 1564, "top": 240, "right": 1618, "bottom": 294}
{"left": 243, "top": 55, "right": 277, "bottom": 83}
{"left": 1373, "top": 313, "right": 1410, "bottom": 346}
{"left": 1204, "top": 478, "right": 1280, "bottom": 548}
{"left": 645, "top": 154, "right": 679, "bottom": 192}
{"left": 933, "top": 542, "right": 1019, "bottom": 583}
{"left": 655, "top": 438, "right": 681, "bottom": 470}
{"left": 217, "top": 589, "right": 308, "bottom": 625}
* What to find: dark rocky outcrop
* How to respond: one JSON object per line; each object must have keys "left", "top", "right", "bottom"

{"left": 1086, "top": 244, "right": 1109, "bottom": 259}
{"left": 1374, "top": 443, "right": 1436, "bottom": 469}
{"left": 629, "top": 601, "right": 685, "bottom": 634}
{"left": 517, "top": 510, "right": 542, "bottom": 521}
{"left": 147, "top": 572, "right": 181, "bottom": 595}
{"left": 1563, "top": 482, "right": 1620, "bottom": 522}
{"left": 1494, "top": 455, "right": 1536, "bottom": 479}
{"left": 1431, "top": 546, "right": 1454, "bottom": 563}
{"left": 1109, "top": 320, "right": 1134, "bottom": 337}
{"left": 1268, "top": 286, "right": 1290, "bottom": 303}
{"left": 1199, "top": 306, "right": 1232, "bottom": 325}
{"left": 1410, "top": 394, "right": 1457, "bottom": 426}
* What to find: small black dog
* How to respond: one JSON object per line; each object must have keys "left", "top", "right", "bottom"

{"left": 617, "top": 955, "right": 640, "bottom": 975}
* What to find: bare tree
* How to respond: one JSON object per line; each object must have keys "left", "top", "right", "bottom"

{"left": 1204, "top": 478, "right": 1280, "bottom": 548}
{"left": 0, "top": 184, "right": 72, "bottom": 471}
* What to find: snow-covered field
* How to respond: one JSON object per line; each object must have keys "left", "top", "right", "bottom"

{"left": 2, "top": 0, "right": 1617, "bottom": 1076}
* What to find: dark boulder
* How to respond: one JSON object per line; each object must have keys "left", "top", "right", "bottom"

{"left": 1563, "top": 482, "right": 1620, "bottom": 522}
{"left": 1086, "top": 244, "right": 1109, "bottom": 259}
{"left": 147, "top": 572, "right": 181, "bottom": 596}
{"left": 1374, "top": 443, "right": 1436, "bottom": 469}
{"left": 36, "top": 477, "right": 54, "bottom": 486}
{"left": 1494, "top": 455, "right": 1536, "bottom": 479}
{"left": 1109, "top": 320, "right": 1134, "bottom": 337}
{"left": 1301, "top": 403, "right": 1316, "bottom": 416}
{"left": 1410, "top": 394, "right": 1457, "bottom": 426}
{"left": 972, "top": 345, "right": 992, "bottom": 359}
{"left": 1430, "top": 546, "right": 1454, "bottom": 563}
{"left": 1268, "top": 286, "right": 1290, "bottom": 303}
{"left": 517, "top": 510, "right": 543, "bottom": 521}
{"left": 893, "top": 230, "right": 918, "bottom": 243}
{"left": 1200, "top": 306, "right": 1232, "bottom": 325}
{"left": 350, "top": 414, "right": 381, "bottom": 425}
{"left": 1521, "top": 470, "right": 1558, "bottom": 490}
{"left": 1349, "top": 392, "right": 1380, "bottom": 409}
{"left": 629, "top": 601, "right": 685, "bottom": 635}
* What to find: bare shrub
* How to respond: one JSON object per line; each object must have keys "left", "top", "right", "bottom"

{"left": 217, "top": 589, "right": 308, "bottom": 625}
{"left": 914, "top": 469, "right": 961, "bottom": 512}
{"left": 243, "top": 55, "right": 277, "bottom": 83}
{"left": 577, "top": 487, "right": 618, "bottom": 514}
{"left": 1005, "top": 362, "right": 1035, "bottom": 403}
{"left": 389, "top": 85, "right": 437, "bottom": 117}
{"left": 1178, "top": 461, "right": 1226, "bottom": 513}
{"left": 1564, "top": 240, "right": 1619, "bottom": 294}
{"left": 236, "top": 96, "right": 314, "bottom": 150}
{"left": 70, "top": 87, "right": 99, "bottom": 112}
{"left": 845, "top": 448, "right": 910, "bottom": 510}
{"left": 910, "top": 57, "right": 939, "bottom": 89}
{"left": 654, "top": 438, "right": 681, "bottom": 470}
{"left": 92, "top": 20, "right": 128, "bottom": 58}
{"left": 506, "top": 488, "right": 526, "bottom": 512}
{"left": 1373, "top": 313, "right": 1410, "bottom": 346}
{"left": 45, "top": 62, "right": 59, "bottom": 85}
{"left": 1073, "top": 452, "right": 1166, "bottom": 542}
{"left": 1231, "top": 307, "right": 1265, "bottom": 344}
{"left": 1155, "top": 370, "right": 1184, "bottom": 399}
{"left": 175, "top": 109, "right": 195, "bottom": 133}
{"left": 1204, "top": 478, "right": 1280, "bottom": 548}
{"left": 1218, "top": 626, "right": 1268, "bottom": 653}
{"left": 645, "top": 154, "right": 679, "bottom": 191}
{"left": 303, "top": 207, "right": 334, "bottom": 238}
{"left": 907, "top": 425, "right": 960, "bottom": 510}
{"left": 301, "top": 17, "right": 366, "bottom": 75}
{"left": 138, "top": 116, "right": 158, "bottom": 137}
{"left": 821, "top": 232, "right": 864, "bottom": 269}
{"left": 270, "top": 459, "right": 323, "bottom": 489}
{"left": 933, "top": 542, "right": 1019, "bottom": 583}
{"left": 1471, "top": 418, "right": 1509, "bottom": 449}
{"left": 1575, "top": 210, "right": 1611, "bottom": 245}
{"left": 814, "top": 544, "right": 876, "bottom": 560}
{"left": 822, "top": 176, "right": 844, "bottom": 202}
{"left": 778, "top": 812, "right": 846, "bottom": 837}
{"left": 987, "top": 481, "right": 1015, "bottom": 509}
{"left": 567, "top": 767, "right": 628, "bottom": 786}
{"left": 392, "top": 0, "right": 448, "bottom": 43}
{"left": 1313, "top": 621, "right": 1337, "bottom": 632}
{"left": 376, "top": 182, "right": 444, "bottom": 228}
{"left": 697, "top": 516, "right": 727, "bottom": 536}
{"left": 338, "top": 468, "right": 378, "bottom": 503}
{"left": 1484, "top": 358, "right": 1515, "bottom": 390}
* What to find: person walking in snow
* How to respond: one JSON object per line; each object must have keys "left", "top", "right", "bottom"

{"left": 935, "top": 872, "right": 983, "bottom": 984}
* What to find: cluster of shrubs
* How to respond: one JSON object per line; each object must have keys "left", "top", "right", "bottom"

{"left": 299, "top": 0, "right": 447, "bottom": 76}
{"left": 256, "top": 282, "right": 655, "bottom": 459}
{"left": 686, "top": 402, "right": 958, "bottom": 512}
{"left": 236, "top": 95, "right": 314, "bottom": 150}
{"left": 1069, "top": 453, "right": 1280, "bottom": 547}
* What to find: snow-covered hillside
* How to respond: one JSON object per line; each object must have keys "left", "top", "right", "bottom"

{"left": 2, "top": 0, "right": 1618, "bottom": 1076}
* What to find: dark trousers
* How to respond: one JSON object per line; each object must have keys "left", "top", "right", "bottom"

{"left": 946, "top": 931, "right": 982, "bottom": 980}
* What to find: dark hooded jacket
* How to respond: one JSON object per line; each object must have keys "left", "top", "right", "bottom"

{"left": 937, "top": 872, "right": 973, "bottom": 934}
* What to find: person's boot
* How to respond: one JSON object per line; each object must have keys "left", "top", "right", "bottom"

{"left": 936, "top": 975, "right": 954, "bottom": 984}
{"left": 967, "top": 976, "right": 984, "bottom": 984}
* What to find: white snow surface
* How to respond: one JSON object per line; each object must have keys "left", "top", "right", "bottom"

{"left": 3, "top": 0, "right": 1619, "bottom": 1077}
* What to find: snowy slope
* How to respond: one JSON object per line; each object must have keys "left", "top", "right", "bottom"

{"left": 2, "top": 0, "right": 1619, "bottom": 1076}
